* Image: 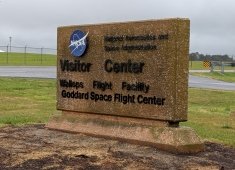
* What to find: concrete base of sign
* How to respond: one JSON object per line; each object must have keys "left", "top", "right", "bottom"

{"left": 46, "top": 111, "right": 204, "bottom": 154}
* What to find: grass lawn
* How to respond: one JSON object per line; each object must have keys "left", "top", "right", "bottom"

{"left": 0, "top": 77, "right": 235, "bottom": 147}
{"left": 1, "top": 53, "right": 235, "bottom": 71}
{"left": 0, "top": 78, "right": 57, "bottom": 125}
{"left": 189, "top": 61, "right": 208, "bottom": 70}
{"left": 190, "top": 72, "right": 235, "bottom": 83}
{"left": 0, "top": 52, "right": 56, "bottom": 66}
{"left": 181, "top": 88, "right": 235, "bottom": 147}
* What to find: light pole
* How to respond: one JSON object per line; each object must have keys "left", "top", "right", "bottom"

{"left": 9, "top": 36, "right": 12, "bottom": 52}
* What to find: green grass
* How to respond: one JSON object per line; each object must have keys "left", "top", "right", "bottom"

{"left": 190, "top": 72, "right": 235, "bottom": 83}
{"left": 0, "top": 78, "right": 57, "bottom": 125}
{"left": 0, "top": 77, "right": 235, "bottom": 147}
{"left": 189, "top": 61, "right": 235, "bottom": 70}
{"left": 1, "top": 53, "right": 234, "bottom": 70}
{"left": 181, "top": 88, "right": 235, "bottom": 147}
{"left": 0, "top": 52, "right": 56, "bottom": 66}
{"left": 189, "top": 61, "right": 206, "bottom": 70}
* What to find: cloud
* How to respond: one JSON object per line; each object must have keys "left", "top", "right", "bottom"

{"left": 0, "top": 0, "right": 234, "bottom": 55}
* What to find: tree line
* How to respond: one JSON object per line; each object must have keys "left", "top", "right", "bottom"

{"left": 190, "top": 52, "right": 234, "bottom": 61}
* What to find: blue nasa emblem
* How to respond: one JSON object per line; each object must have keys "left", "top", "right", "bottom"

{"left": 69, "top": 30, "right": 88, "bottom": 57}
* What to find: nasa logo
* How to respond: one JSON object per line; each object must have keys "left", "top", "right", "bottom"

{"left": 69, "top": 30, "right": 88, "bottom": 57}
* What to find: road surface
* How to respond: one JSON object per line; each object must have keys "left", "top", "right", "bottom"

{"left": 0, "top": 66, "right": 55, "bottom": 79}
{"left": 0, "top": 66, "right": 235, "bottom": 91}
{"left": 189, "top": 75, "right": 235, "bottom": 90}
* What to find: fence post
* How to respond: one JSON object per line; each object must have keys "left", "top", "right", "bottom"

{"left": 6, "top": 45, "right": 9, "bottom": 64}
{"left": 210, "top": 61, "right": 214, "bottom": 72}
{"left": 40, "top": 47, "right": 43, "bottom": 64}
{"left": 24, "top": 46, "right": 27, "bottom": 65}
{"left": 221, "top": 62, "right": 224, "bottom": 73}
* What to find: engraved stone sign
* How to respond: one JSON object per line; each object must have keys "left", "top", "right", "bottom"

{"left": 57, "top": 19, "right": 188, "bottom": 121}
{"left": 47, "top": 18, "right": 204, "bottom": 153}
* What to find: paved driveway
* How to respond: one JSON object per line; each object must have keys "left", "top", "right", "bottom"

{"left": 0, "top": 66, "right": 235, "bottom": 91}
{"left": 0, "top": 66, "right": 56, "bottom": 79}
{"left": 189, "top": 75, "right": 235, "bottom": 91}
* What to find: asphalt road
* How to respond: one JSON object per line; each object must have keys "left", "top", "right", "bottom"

{"left": 0, "top": 66, "right": 235, "bottom": 91}
{"left": 189, "top": 75, "right": 235, "bottom": 90}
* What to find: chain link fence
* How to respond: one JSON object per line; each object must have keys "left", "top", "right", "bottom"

{"left": 0, "top": 45, "right": 56, "bottom": 66}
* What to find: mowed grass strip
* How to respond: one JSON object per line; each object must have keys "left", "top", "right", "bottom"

{"left": 0, "top": 78, "right": 57, "bottom": 125}
{"left": 190, "top": 72, "right": 235, "bottom": 83}
{"left": 0, "top": 78, "right": 234, "bottom": 147}
{"left": 0, "top": 52, "right": 56, "bottom": 66}
{"left": 181, "top": 88, "right": 235, "bottom": 147}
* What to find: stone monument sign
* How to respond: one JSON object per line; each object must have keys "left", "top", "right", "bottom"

{"left": 47, "top": 18, "right": 204, "bottom": 153}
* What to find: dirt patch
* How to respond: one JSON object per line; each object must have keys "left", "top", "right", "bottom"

{"left": 0, "top": 124, "right": 234, "bottom": 170}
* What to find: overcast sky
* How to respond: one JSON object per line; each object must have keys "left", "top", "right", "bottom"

{"left": 0, "top": 0, "right": 234, "bottom": 55}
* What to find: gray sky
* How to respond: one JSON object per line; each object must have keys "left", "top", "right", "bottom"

{"left": 0, "top": 0, "right": 235, "bottom": 55}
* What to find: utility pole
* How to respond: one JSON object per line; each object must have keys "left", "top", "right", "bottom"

{"left": 9, "top": 36, "right": 12, "bottom": 52}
